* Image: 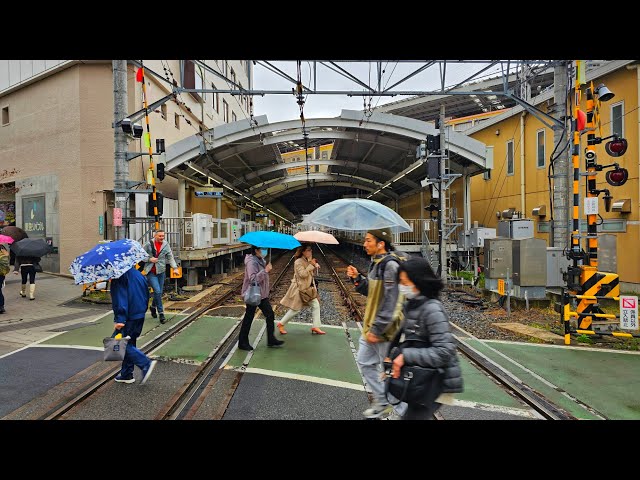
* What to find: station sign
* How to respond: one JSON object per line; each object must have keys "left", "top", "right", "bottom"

{"left": 620, "top": 296, "right": 638, "bottom": 331}
{"left": 194, "top": 187, "right": 223, "bottom": 198}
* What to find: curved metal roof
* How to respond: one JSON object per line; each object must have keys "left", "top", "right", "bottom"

{"left": 165, "top": 109, "right": 488, "bottom": 218}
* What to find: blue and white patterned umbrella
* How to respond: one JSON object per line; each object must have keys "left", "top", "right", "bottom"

{"left": 69, "top": 239, "right": 149, "bottom": 285}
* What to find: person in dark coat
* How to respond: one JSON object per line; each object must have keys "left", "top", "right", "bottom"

{"left": 0, "top": 243, "right": 10, "bottom": 314}
{"left": 237, "top": 246, "right": 284, "bottom": 351}
{"left": 387, "top": 257, "right": 463, "bottom": 420}
{"left": 110, "top": 266, "right": 157, "bottom": 384}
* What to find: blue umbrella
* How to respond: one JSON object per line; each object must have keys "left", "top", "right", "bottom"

{"left": 238, "top": 231, "right": 301, "bottom": 250}
{"left": 69, "top": 238, "right": 149, "bottom": 285}
{"left": 306, "top": 198, "right": 412, "bottom": 233}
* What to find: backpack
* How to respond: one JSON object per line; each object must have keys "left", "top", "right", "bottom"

{"left": 376, "top": 250, "right": 409, "bottom": 281}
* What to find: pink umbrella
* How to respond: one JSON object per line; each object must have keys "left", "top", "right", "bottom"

{"left": 294, "top": 230, "right": 339, "bottom": 245}
{"left": 0, "top": 234, "right": 15, "bottom": 244}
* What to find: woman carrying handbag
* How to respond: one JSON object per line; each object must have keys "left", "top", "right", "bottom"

{"left": 238, "top": 246, "right": 284, "bottom": 351}
{"left": 277, "top": 243, "right": 326, "bottom": 335}
{"left": 386, "top": 257, "right": 463, "bottom": 420}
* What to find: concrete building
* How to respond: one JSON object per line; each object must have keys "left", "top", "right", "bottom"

{"left": 0, "top": 60, "right": 252, "bottom": 273}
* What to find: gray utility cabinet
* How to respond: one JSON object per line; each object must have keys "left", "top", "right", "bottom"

{"left": 512, "top": 238, "right": 547, "bottom": 286}
{"left": 484, "top": 238, "right": 513, "bottom": 279}
{"left": 497, "top": 219, "right": 534, "bottom": 239}
{"left": 547, "top": 247, "right": 571, "bottom": 288}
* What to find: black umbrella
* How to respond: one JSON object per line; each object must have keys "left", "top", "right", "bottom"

{"left": 0, "top": 226, "right": 28, "bottom": 242}
{"left": 10, "top": 238, "right": 51, "bottom": 257}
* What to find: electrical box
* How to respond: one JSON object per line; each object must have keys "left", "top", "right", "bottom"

{"left": 484, "top": 238, "right": 513, "bottom": 279}
{"left": 512, "top": 238, "right": 547, "bottom": 286}
{"left": 192, "top": 213, "right": 213, "bottom": 249}
{"left": 226, "top": 218, "right": 241, "bottom": 244}
{"left": 497, "top": 219, "right": 534, "bottom": 239}
{"left": 457, "top": 227, "right": 496, "bottom": 249}
{"left": 470, "top": 227, "right": 496, "bottom": 248}
{"left": 598, "top": 234, "right": 618, "bottom": 274}
{"left": 546, "top": 247, "right": 570, "bottom": 288}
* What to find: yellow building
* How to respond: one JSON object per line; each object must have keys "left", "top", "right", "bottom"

{"left": 464, "top": 61, "right": 639, "bottom": 292}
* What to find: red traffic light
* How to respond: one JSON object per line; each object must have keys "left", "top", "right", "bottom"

{"left": 606, "top": 167, "right": 629, "bottom": 187}
{"left": 605, "top": 138, "right": 628, "bottom": 157}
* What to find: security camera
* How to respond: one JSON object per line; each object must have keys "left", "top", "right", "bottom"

{"left": 585, "top": 150, "right": 596, "bottom": 161}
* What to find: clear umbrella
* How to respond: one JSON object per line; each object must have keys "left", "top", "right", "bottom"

{"left": 306, "top": 199, "right": 412, "bottom": 233}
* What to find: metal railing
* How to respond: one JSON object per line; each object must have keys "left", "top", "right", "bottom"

{"left": 123, "top": 216, "right": 187, "bottom": 259}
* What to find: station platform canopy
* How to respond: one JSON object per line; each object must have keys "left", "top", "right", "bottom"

{"left": 165, "top": 109, "right": 489, "bottom": 217}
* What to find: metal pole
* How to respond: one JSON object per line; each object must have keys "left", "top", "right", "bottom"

{"left": 113, "top": 60, "right": 128, "bottom": 241}
{"left": 551, "top": 61, "right": 569, "bottom": 248}
{"left": 439, "top": 105, "right": 447, "bottom": 283}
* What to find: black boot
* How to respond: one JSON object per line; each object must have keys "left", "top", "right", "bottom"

{"left": 238, "top": 310, "right": 254, "bottom": 350}
{"left": 266, "top": 317, "right": 284, "bottom": 347}
{"left": 150, "top": 306, "right": 157, "bottom": 318}
{"left": 159, "top": 313, "right": 166, "bottom": 324}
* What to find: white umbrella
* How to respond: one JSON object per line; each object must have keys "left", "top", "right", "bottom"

{"left": 306, "top": 199, "right": 412, "bottom": 233}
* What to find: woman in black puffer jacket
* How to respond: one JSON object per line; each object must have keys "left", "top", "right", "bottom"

{"left": 387, "top": 257, "right": 463, "bottom": 420}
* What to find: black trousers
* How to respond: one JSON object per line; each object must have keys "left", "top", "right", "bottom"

{"left": 239, "top": 298, "right": 276, "bottom": 346}
{"left": 20, "top": 265, "right": 36, "bottom": 284}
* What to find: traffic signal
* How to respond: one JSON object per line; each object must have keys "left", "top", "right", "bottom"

{"left": 157, "top": 163, "right": 165, "bottom": 181}
{"left": 426, "top": 134, "right": 440, "bottom": 153}
{"left": 605, "top": 167, "right": 629, "bottom": 187}
{"left": 605, "top": 137, "right": 628, "bottom": 157}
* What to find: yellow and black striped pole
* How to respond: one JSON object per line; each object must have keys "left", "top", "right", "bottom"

{"left": 139, "top": 63, "right": 160, "bottom": 232}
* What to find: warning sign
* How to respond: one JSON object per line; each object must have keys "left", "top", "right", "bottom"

{"left": 620, "top": 296, "right": 638, "bottom": 331}
{"left": 498, "top": 279, "right": 505, "bottom": 296}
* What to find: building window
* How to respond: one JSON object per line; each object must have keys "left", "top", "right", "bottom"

{"left": 174, "top": 113, "right": 180, "bottom": 129}
{"left": 224, "top": 61, "right": 228, "bottom": 77}
{"left": 232, "top": 112, "right": 237, "bottom": 123}
{"left": 160, "top": 104, "right": 167, "bottom": 120}
{"left": 483, "top": 169, "right": 491, "bottom": 180}
{"left": 1, "top": 106, "right": 8, "bottom": 126}
{"left": 506, "top": 140, "right": 514, "bottom": 176}
{"left": 183, "top": 60, "right": 203, "bottom": 103}
{"left": 212, "top": 83, "right": 219, "bottom": 113}
{"left": 223, "top": 100, "right": 229, "bottom": 123}
{"left": 611, "top": 101, "right": 624, "bottom": 138}
{"left": 231, "top": 68, "right": 236, "bottom": 86}
{"left": 321, "top": 151, "right": 328, "bottom": 160}
{"left": 536, "top": 129, "right": 545, "bottom": 168}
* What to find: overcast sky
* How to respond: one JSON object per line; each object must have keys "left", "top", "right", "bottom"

{"left": 253, "top": 61, "right": 504, "bottom": 123}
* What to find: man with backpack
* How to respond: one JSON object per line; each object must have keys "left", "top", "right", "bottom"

{"left": 346, "top": 227, "right": 407, "bottom": 419}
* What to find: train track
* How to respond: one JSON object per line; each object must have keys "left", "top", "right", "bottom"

{"left": 40, "top": 251, "right": 295, "bottom": 421}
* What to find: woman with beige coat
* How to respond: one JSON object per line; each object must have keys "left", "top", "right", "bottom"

{"left": 277, "top": 243, "right": 326, "bottom": 335}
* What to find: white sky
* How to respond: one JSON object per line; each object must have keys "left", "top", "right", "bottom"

{"left": 253, "top": 61, "right": 504, "bottom": 123}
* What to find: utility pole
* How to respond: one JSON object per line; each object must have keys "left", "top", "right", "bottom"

{"left": 551, "top": 61, "right": 569, "bottom": 247}
{"left": 113, "top": 60, "right": 128, "bottom": 240}
{"left": 439, "top": 105, "right": 447, "bottom": 284}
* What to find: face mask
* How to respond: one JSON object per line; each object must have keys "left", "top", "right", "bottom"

{"left": 399, "top": 284, "right": 418, "bottom": 299}
{"left": 260, "top": 249, "right": 269, "bottom": 257}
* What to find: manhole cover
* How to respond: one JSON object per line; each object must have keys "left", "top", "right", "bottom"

{"left": 205, "top": 305, "right": 246, "bottom": 317}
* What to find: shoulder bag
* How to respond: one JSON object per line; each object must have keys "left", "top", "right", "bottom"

{"left": 295, "top": 263, "right": 317, "bottom": 303}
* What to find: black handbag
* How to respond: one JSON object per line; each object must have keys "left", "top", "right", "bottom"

{"left": 385, "top": 363, "right": 444, "bottom": 406}
{"left": 384, "top": 329, "right": 445, "bottom": 406}
{"left": 34, "top": 263, "right": 43, "bottom": 273}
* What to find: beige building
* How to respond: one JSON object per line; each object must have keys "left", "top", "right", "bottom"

{"left": 0, "top": 60, "right": 252, "bottom": 273}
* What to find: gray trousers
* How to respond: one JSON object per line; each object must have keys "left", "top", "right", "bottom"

{"left": 357, "top": 336, "right": 407, "bottom": 416}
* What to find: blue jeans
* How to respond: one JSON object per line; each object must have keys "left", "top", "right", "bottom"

{"left": 146, "top": 271, "right": 166, "bottom": 313}
{"left": 119, "top": 317, "right": 151, "bottom": 378}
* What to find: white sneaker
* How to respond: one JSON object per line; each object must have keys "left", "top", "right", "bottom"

{"left": 141, "top": 360, "right": 157, "bottom": 385}
{"left": 362, "top": 403, "right": 393, "bottom": 419}
{"left": 382, "top": 411, "right": 403, "bottom": 420}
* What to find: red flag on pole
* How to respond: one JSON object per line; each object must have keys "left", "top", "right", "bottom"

{"left": 136, "top": 68, "right": 144, "bottom": 82}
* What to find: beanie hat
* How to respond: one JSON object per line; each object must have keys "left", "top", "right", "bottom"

{"left": 367, "top": 227, "right": 393, "bottom": 242}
